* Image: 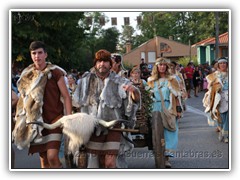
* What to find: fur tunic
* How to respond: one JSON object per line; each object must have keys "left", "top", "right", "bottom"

{"left": 12, "top": 62, "right": 66, "bottom": 151}
{"left": 73, "top": 68, "right": 140, "bottom": 155}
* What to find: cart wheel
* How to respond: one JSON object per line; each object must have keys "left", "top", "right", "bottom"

{"left": 151, "top": 111, "right": 165, "bottom": 168}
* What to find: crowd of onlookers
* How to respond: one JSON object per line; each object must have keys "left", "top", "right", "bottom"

{"left": 178, "top": 61, "right": 218, "bottom": 98}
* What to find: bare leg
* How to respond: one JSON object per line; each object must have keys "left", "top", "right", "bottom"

{"left": 105, "top": 154, "right": 117, "bottom": 168}
{"left": 39, "top": 149, "right": 62, "bottom": 168}
{"left": 39, "top": 152, "right": 50, "bottom": 168}
{"left": 47, "top": 149, "right": 62, "bottom": 168}
{"left": 196, "top": 86, "right": 199, "bottom": 96}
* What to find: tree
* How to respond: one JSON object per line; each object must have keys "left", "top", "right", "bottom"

{"left": 135, "top": 11, "right": 228, "bottom": 46}
{"left": 95, "top": 27, "right": 120, "bottom": 53}
{"left": 11, "top": 11, "right": 86, "bottom": 70}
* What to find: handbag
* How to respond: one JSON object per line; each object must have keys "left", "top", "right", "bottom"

{"left": 157, "top": 80, "right": 176, "bottom": 131}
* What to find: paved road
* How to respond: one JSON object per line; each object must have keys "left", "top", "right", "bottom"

{"left": 127, "top": 91, "right": 229, "bottom": 169}
{"left": 12, "top": 90, "right": 229, "bottom": 170}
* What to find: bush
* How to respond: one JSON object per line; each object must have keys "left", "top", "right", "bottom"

{"left": 177, "top": 56, "right": 198, "bottom": 67}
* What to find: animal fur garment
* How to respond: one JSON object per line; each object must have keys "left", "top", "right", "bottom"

{"left": 148, "top": 75, "right": 182, "bottom": 116}
{"left": 72, "top": 68, "right": 140, "bottom": 168}
{"left": 12, "top": 62, "right": 66, "bottom": 150}
{"left": 202, "top": 71, "right": 224, "bottom": 124}
{"left": 73, "top": 69, "right": 140, "bottom": 128}
{"left": 27, "top": 112, "right": 123, "bottom": 154}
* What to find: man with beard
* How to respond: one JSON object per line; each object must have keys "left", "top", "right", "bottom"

{"left": 73, "top": 49, "right": 140, "bottom": 168}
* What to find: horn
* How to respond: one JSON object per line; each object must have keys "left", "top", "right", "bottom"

{"left": 27, "top": 121, "right": 44, "bottom": 126}
{"left": 98, "top": 119, "right": 128, "bottom": 128}
{"left": 27, "top": 119, "right": 62, "bottom": 130}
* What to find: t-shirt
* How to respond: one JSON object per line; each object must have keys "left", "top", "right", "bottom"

{"left": 184, "top": 66, "right": 194, "bottom": 79}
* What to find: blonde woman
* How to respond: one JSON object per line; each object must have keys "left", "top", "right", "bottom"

{"left": 147, "top": 57, "right": 182, "bottom": 168}
{"left": 130, "top": 66, "right": 147, "bottom": 88}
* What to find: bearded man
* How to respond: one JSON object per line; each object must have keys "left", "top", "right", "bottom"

{"left": 73, "top": 49, "right": 140, "bottom": 168}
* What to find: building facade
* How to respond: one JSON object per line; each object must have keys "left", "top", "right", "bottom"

{"left": 192, "top": 32, "right": 228, "bottom": 65}
{"left": 122, "top": 36, "right": 197, "bottom": 70}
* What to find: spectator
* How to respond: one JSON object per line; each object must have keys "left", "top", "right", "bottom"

{"left": 111, "top": 54, "right": 127, "bottom": 78}
{"left": 140, "top": 58, "right": 151, "bottom": 81}
{"left": 184, "top": 62, "right": 194, "bottom": 98}
{"left": 192, "top": 66, "right": 202, "bottom": 97}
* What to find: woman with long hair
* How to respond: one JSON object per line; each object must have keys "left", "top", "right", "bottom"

{"left": 147, "top": 57, "right": 182, "bottom": 168}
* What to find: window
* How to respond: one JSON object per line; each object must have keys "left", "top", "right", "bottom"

{"left": 141, "top": 52, "right": 145, "bottom": 60}
{"left": 148, "top": 52, "right": 156, "bottom": 63}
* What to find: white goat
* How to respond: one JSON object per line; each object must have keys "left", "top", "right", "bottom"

{"left": 27, "top": 112, "right": 123, "bottom": 154}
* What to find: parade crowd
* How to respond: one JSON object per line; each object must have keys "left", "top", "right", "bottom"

{"left": 11, "top": 41, "right": 229, "bottom": 169}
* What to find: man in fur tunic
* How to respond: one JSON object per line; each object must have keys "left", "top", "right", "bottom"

{"left": 12, "top": 41, "right": 72, "bottom": 168}
{"left": 73, "top": 49, "right": 140, "bottom": 168}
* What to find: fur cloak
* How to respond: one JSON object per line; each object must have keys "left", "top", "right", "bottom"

{"left": 73, "top": 68, "right": 140, "bottom": 126}
{"left": 148, "top": 75, "right": 182, "bottom": 116}
{"left": 202, "top": 71, "right": 226, "bottom": 124}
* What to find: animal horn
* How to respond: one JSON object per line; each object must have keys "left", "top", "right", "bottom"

{"left": 27, "top": 119, "right": 63, "bottom": 130}
{"left": 98, "top": 119, "right": 128, "bottom": 128}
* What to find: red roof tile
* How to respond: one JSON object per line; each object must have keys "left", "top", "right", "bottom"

{"left": 192, "top": 32, "right": 228, "bottom": 47}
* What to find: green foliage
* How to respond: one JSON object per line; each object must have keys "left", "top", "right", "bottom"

{"left": 177, "top": 56, "right": 198, "bottom": 67}
{"left": 144, "top": 87, "right": 154, "bottom": 119}
{"left": 95, "top": 27, "right": 120, "bottom": 53}
{"left": 12, "top": 11, "right": 86, "bottom": 70}
{"left": 122, "top": 60, "right": 134, "bottom": 70}
{"left": 135, "top": 11, "right": 229, "bottom": 46}
{"left": 11, "top": 11, "right": 229, "bottom": 73}
{"left": 11, "top": 11, "right": 121, "bottom": 72}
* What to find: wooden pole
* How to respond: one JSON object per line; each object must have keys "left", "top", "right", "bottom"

{"left": 152, "top": 111, "right": 165, "bottom": 168}
{"left": 110, "top": 128, "right": 140, "bottom": 133}
{"left": 215, "top": 12, "right": 219, "bottom": 60}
